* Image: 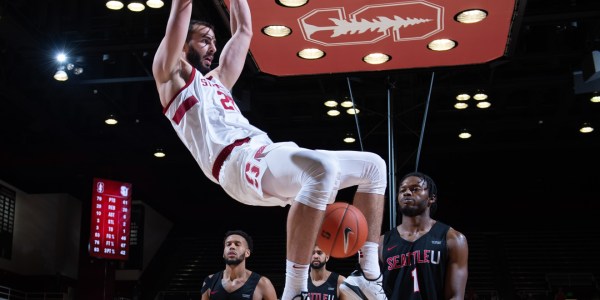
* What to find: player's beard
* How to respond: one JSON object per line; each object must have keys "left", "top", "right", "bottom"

{"left": 186, "top": 46, "right": 211, "bottom": 75}
{"left": 399, "top": 202, "right": 427, "bottom": 217}
{"left": 310, "top": 260, "right": 326, "bottom": 270}
{"left": 224, "top": 253, "right": 245, "bottom": 266}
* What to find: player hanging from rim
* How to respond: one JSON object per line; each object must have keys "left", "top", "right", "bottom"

{"left": 152, "top": 0, "right": 388, "bottom": 299}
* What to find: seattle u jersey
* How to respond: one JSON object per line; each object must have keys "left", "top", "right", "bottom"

{"left": 201, "top": 270, "right": 261, "bottom": 300}
{"left": 308, "top": 272, "right": 340, "bottom": 300}
{"left": 381, "top": 222, "right": 450, "bottom": 300}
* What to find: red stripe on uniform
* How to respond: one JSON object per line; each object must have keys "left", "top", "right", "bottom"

{"left": 212, "top": 137, "right": 251, "bottom": 181}
{"left": 172, "top": 96, "right": 199, "bottom": 125}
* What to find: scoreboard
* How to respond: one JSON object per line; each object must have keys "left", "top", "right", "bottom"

{"left": 88, "top": 178, "right": 132, "bottom": 260}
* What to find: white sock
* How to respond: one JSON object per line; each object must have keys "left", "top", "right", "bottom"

{"left": 281, "top": 260, "right": 309, "bottom": 300}
{"left": 359, "top": 242, "right": 381, "bottom": 279}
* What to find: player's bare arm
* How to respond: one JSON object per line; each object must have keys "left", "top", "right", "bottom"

{"left": 444, "top": 228, "right": 469, "bottom": 300}
{"left": 152, "top": 0, "right": 192, "bottom": 107}
{"left": 210, "top": 0, "right": 252, "bottom": 90}
{"left": 255, "top": 276, "right": 278, "bottom": 300}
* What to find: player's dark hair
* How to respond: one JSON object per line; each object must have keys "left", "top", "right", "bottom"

{"left": 187, "top": 19, "right": 215, "bottom": 42}
{"left": 224, "top": 230, "right": 254, "bottom": 253}
{"left": 400, "top": 172, "right": 438, "bottom": 215}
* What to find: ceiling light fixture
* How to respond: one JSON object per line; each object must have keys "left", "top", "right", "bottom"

{"left": 340, "top": 100, "right": 353, "bottom": 108}
{"left": 327, "top": 109, "right": 340, "bottom": 116}
{"left": 105, "top": 115, "right": 118, "bottom": 125}
{"left": 455, "top": 9, "right": 488, "bottom": 24}
{"left": 458, "top": 129, "right": 472, "bottom": 139}
{"left": 476, "top": 101, "right": 491, "bottom": 109}
{"left": 127, "top": 0, "right": 145, "bottom": 12}
{"left": 343, "top": 134, "right": 356, "bottom": 144}
{"left": 324, "top": 100, "right": 338, "bottom": 107}
{"left": 106, "top": 0, "right": 124, "bottom": 10}
{"left": 154, "top": 149, "right": 166, "bottom": 158}
{"left": 56, "top": 53, "right": 67, "bottom": 63}
{"left": 580, "top": 123, "right": 594, "bottom": 133}
{"left": 363, "top": 53, "right": 391, "bottom": 65}
{"left": 54, "top": 67, "right": 68, "bottom": 81}
{"left": 145, "top": 0, "right": 164, "bottom": 8}
{"left": 591, "top": 95, "right": 600, "bottom": 103}
{"left": 276, "top": 0, "right": 308, "bottom": 8}
{"left": 473, "top": 92, "right": 488, "bottom": 100}
{"left": 427, "top": 39, "right": 457, "bottom": 51}
{"left": 456, "top": 93, "right": 470, "bottom": 101}
{"left": 298, "top": 48, "right": 325, "bottom": 60}
{"left": 262, "top": 25, "right": 292, "bottom": 37}
{"left": 346, "top": 108, "right": 360, "bottom": 115}
{"left": 454, "top": 102, "right": 468, "bottom": 109}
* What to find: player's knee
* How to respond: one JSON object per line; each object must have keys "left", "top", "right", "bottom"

{"left": 308, "top": 153, "right": 341, "bottom": 191}
{"left": 294, "top": 152, "right": 341, "bottom": 210}
{"left": 356, "top": 152, "right": 387, "bottom": 195}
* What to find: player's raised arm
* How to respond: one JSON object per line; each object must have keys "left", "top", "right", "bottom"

{"left": 152, "top": 0, "right": 192, "bottom": 85}
{"left": 213, "top": 0, "right": 252, "bottom": 90}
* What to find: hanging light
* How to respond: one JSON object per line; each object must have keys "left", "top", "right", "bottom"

{"left": 327, "top": 109, "right": 340, "bottom": 116}
{"left": 458, "top": 129, "right": 472, "bottom": 139}
{"left": 54, "top": 66, "right": 68, "bottom": 81}
{"left": 473, "top": 92, "right": 488, "bottom": 100}
{"left": 105, "top": 115, "right": 118, "bottom": 125}
{"left": 127, "top": 0, "right": 145, "bottom": 12}
{"left": 579, "top": 123, "right": 594, "bottom": 133}
{"left": 343, "top": 133, "right": 356, "bottom": 143}
{"left": 346, "top": 108, "right": 360, "bottom": 115}
{"left": 106, "top": 0, "right": 124, "bottom": 10}
{"left": 324, "top": 100, "right": 338, "bottom": 107}
{"left": 146, "top": 0, "right": 164, "bottom": 8}
{"left": 476, "top": 101, "right": 491, "bottom": 109}
{"left": 454, "top": 102, "right": 468, "bottom": 109}
{"left": 456, "top": 93, "right": 470, "bottom": 101}
{"left": 153, "top": 148, "right": 166, "bottom": 158}
{"left": 340, "top": 100, "right": 354, "bottom": 108}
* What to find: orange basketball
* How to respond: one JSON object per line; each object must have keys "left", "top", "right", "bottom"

{"left": 316, "top": 202, "right": 368, "bottom": 258}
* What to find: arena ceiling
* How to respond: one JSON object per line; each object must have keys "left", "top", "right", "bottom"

{"left": 0, "top": 0, "right": 599, "bottom": 232}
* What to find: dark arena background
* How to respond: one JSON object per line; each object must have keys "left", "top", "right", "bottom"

{"left": 1, "top": 0, "right": 599, "bottom": 299}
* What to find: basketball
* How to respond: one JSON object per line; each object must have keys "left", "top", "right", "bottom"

{"left": 316, "top": 202, "right": 368, "bottom": 258}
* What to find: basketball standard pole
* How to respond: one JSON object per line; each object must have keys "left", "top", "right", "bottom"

{"left": 415, "top": 72, "right": 435, "bottom": 173}
{"left": 386, "top": 77, "right": 397, "bottom": 230}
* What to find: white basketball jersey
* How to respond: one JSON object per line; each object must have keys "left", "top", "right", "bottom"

{"left": 163, "top": 69, "right": 272, "bottom": 183}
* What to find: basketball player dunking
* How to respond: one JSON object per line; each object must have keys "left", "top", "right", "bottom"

{"left": 152, "top": 0, "right": 388, "bottom": 299}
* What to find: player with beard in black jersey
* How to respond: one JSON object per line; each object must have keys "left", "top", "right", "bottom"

{"left": 380, "top": 172, "right": 468, "bottom": 300}
{"left": 201, "top": 230, "right": 277, "bottom": 300}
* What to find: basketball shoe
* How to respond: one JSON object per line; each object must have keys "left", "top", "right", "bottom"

{"left": 340, "top": 269, "right": 387, "bottom": 300}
